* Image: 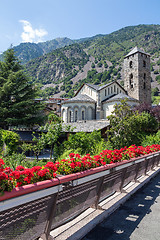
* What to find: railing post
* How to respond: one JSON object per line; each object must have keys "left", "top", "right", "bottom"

{"left": 134, "top": 163, "right": 141, "bottom": 182}
{"left": 91, "top": 176, "right": 104, "bottom": 209}
{"left": 144, "top": 158, "right": 149, "bottom": 175}
{"left": 119, "top": 167, "right": 128, "bottom": 193}
{"left": 157, "top": 154, "right": 160, "bottom": 166}
{"left": 40, "top": 192, "right": 59, "bottom": 240}
{"left": 151, "top": 154, "right": 157, "bottom": 170}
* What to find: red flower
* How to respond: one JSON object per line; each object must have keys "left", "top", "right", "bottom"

{"left": 0, "top": 171, "right": 8, "bottom": 180}
{"left": 37, "top": 169, "right": 49, "bottom": 178}
{"left": 0, "top": 159, "right": 5, "bottom": 167}
{"left": 76, "top": 162, "right": 81, "bottom": 168}
{"left": 70, "top": 162, "right": 75, "bottom": 169}
{"left": 16, "top": 165, "right": 25, "bottom": 171}
{"left": 69, "top": 153, "right": 75, "bottom": 158}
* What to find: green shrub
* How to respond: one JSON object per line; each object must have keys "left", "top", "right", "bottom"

{"left": 1, "top": 130, "right": 20, "bottom": 155}
{"left": 142, "top": 131, "right": 160, "bottom": 147}
{"left": 63, "top": 130, "right": 103, "bottom": 155}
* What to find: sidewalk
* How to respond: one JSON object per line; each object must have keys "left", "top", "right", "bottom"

{"left": 83, "top": 171, "right": 160, "bottom": 240}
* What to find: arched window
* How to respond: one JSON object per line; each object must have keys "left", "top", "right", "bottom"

{"left": 75, "top": 110, "right": 78, "bottom": 122}
{"left": 82, "top": 110, "right": 85, "bottom": 120}
{"left": 129, "top": 61, "right": 133, "bottom": 68}
{"left": 114, "top": 85, "right": 116, "bottom": 92}
{"left": 69, "top": 111, "right": 72, "bottom": 122}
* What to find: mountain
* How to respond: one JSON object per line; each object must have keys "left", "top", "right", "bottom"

{"left": 0, "top": 37, "right": 75, "bottom": 64}
{"left": 0, "top": 35, "right": 104, "bottom": 64}
{"left": 23, "top": 24, "right": 160, "bottom": 99}
{"left": 1, "top": 24, "right": 160, "bottom": 100}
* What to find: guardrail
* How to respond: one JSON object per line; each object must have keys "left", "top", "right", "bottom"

{"left": 0, "top": 151, "right": 160, "bottom": 240}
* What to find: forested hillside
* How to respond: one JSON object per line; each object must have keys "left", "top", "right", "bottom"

{"left": 0, "top": 37, "right": 75, "bottom": 64}
{"left": 1, "top": 24, "right": 160, "bottom": 101}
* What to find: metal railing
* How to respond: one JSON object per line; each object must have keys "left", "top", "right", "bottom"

{"left": 0, "top": 152, "right": 160, "bottom": 240}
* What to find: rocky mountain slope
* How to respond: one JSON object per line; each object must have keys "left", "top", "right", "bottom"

{"left": 1, "top": 24, "right": 160, "bottom": 100}
{"left": 0, "top": 37, "right": 75, "bottom": 64}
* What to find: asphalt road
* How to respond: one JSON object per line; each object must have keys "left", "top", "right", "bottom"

{"left": 83, "top": 172, "right": 160, "bottom": 240}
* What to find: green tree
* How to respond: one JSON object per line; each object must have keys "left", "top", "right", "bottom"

{"left": 0, "top": 130, "right": 20, "bottom": 155}
{"left": 41, "top": 113, "right": 62, "bottom": 160}
{"left": 0, "top": 48, "right": 44, "bottom": 129}
{"left": 63, "top": 130, "right": 103, "bottom": 155}
{"left": 107, "top": 99, "right": 158, "bottom": 149}
{"left": 151, "top": 87, "right": 159, "bottom": 97}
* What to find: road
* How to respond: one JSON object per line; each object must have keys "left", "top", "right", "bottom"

{"left": 83, "top": 172, "right": 160, "bottom": 240}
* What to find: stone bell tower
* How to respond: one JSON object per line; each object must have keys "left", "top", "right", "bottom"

{"left": 124, "top": 47, "right": 151, "bottom": 104}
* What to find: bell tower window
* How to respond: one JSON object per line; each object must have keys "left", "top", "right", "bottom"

{"left": 143, "top": 60, "right": 146, "bottom": 67}
{"left": 129, "top": 73, "right": 133, "bottom": 88}
{"left": 129, "top": 61, "right": 133, "bottom": 68}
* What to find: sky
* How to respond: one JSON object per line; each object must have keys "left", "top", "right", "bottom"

{"left": 0, "top": 0, "right": 160, "bottom": 53}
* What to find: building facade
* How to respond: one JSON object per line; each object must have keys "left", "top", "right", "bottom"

{"left": 124, "top": 46, "right": 151, "bottom": 104}
{"left": 61, "top": 47, "right": 151, "bottom": 123}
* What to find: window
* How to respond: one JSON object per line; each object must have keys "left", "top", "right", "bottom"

{"left": 143, "top": 60, "right": 146, "bottom": 67}
{"left": 82, "top": 110, "right": 85, "bottom": 120}
{"left": 144, "top": 73, "right": 146, "bottom": 80}
{"left": 108, "top": 88, "right": 110, "bottom": 95}
{"left": 105, "top": 89, "right": 107, "bottom": 96}
{"left": 114, "top": 85, "right": 116, "bottom": 92}
{"left": 69, "top": 111, "right": 72, "bottom": 122}
{"left": 117, "top": 88, "right": 119, "bottom": 94}
{"left": 75, "top": 110, "right": 78, "bottom": 122}
{"left": 144, "top": 82, "right": 146, "bottom": 89}
{"left": 129, "top": 61, "right": 133, "bottom": 68}
{"left": 111, "top": 87, "right": 113, "bottom": 94}
{"left": 129, "top": 73, "right": 133, "bottom": 88}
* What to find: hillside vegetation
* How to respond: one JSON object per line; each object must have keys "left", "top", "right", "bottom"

{"left": 0, "top": 37, "right": 75, "bottom": 64}
{"left": 2, "top": 24, "right": 160, "bottom": 99}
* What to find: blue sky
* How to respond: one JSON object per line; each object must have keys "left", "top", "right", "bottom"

{"left": 0, "top": 0, "right": 160, "bottom": 52}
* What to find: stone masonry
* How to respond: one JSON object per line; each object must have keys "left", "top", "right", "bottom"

{"left": 124, "top": 47, "right": 151, "bottom": 104}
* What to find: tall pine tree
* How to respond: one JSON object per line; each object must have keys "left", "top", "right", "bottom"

{"left": 0, "top": 48, "right": 44, "bottom": 129}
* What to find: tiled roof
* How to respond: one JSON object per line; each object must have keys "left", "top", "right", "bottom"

{"left": 85, "top": 83, "right": 100, "bottom": 91}
{"left": 104, "top": 93, "right": 138, "bottom": 103}
{"left": 63, "top": 94, "right": 96, "bottom": 103}
{"left": 63, "top": 120, "right": 110, "bottom": 132}
{"left": 125, "top": 46, "right": 150, "bottom": 58}
{"left": 86, "top": 82, "right": 114, "bottom": 91}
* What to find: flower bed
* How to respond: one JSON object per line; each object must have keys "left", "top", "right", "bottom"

{"left": 1, "top": 144, "right": 160, "bottom": 195}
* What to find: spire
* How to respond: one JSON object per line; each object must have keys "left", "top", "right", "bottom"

{"left": 125, "top": 46, "right": 150, "bottom": 58}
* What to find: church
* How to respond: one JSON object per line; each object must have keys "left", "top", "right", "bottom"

{"left": 61, "top": 47, "right": 151, "bottom": 123}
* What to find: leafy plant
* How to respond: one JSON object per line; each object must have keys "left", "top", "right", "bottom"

{"left": 107, "top": 99, "right": 158, "bottom": 149}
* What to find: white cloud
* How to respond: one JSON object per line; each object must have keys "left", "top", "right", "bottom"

{"left": 19, "top": 20, "right": 48, "bottom": 43}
